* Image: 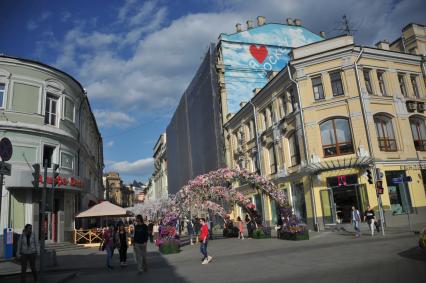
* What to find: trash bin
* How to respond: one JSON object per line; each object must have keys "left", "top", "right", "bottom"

{"left": 3, "top": 228, "right": 13, "bottom": 259}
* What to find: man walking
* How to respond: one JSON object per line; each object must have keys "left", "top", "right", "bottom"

{"left": 352, "top": 206, "right": 361, "bottom": 238}
{"left": 17, "top": 224, "right": 39, "bottom": 282}
{"left": 199, "top": 218, "right": 212, "bottom": 265}
{"left": 132, "top": 215, "right": 149, "bottom": 274}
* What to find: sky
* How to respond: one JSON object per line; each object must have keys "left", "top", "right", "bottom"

{"left": 0, "top": 0, "right": 425, "bottom": 183}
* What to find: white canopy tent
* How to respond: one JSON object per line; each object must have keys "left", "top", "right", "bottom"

{"left": 76, "top": 201, "right": 131, "bottom": 218}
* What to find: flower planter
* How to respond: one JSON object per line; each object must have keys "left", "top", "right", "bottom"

{"left": 253, "top": 227, "right": 272, "bottom": 239}
{"left": 279, "top": 231, "right": 309, "bottom": 241}
{"left": 158, "top": 240, "right": 180, "bottom": 254}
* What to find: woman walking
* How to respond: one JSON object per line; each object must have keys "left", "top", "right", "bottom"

{"left": 117, "top": 224, "right": 129, "bottom": 267}
{"left": 153, "top": 221, "right": 160, "bottom": 241}
{"left": 103, "top": 225, "right": 115, "bottom": 269}
{"left": 237, "top": 216, "right": 244, "bottom": 239}
{"left": 245, "top": 215, "right": 253, "bottom": 239}
{"left": 364, "top": 206, "right": 376, "bottom": 236}
{"left": 17, "top": 224, "right": 39, "bottom": 283}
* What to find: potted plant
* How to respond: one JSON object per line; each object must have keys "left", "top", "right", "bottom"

{"left": 277, "top": 206, "right": 309, "bottom": 241}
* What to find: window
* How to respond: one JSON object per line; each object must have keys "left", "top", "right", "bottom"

{"left": 45, "top": 94, "right": 58, "bottom": 126}
{"left": 249, "top": 120, "right": 255, "bottom": 140}
{"left": 0, "top": 83, "right": 5, "bottom": 107}
{"left": 289, "top": 133, "right": 300, "bottom": 166}
{"left": 386, "top": 171, "right": 412, "bottom": 215}
{"left": 60, "top": 152, "right": 74, "bottom": 169}
{"left": 268, "top": 145, "right": 277, "bottom": 174}
{"left": 266, "top": 107, "right": 272, "bottom": 128}
{"left": 330, "top": 71, "right": 344, "bottom": 96}
{"left": 43, "top": 145, "right": 55, "bottom": 168}
{"left": 377, "top": 71, "right": 387, "bottom": 96}
{"left": 279, "top": 96, "right": 286, "bottom": 118}
{"left": 252, "top": 154, "right": 259, "bottom": 173}
{"left": 320, "top": 118, "right": 354, "bottom": 157}
{"left": 410, "top": 117, "right": 426, "bottom": 151}
{"left": 398, "top": 74, "right": 407, "bottom": 97}
{"left": 374, "top": 115, "right": 397, "bottom": 151}
{"left": 411, "top": 75, "right": 420, "bottom": 98}
{"left": 260, "top": 111, "right": 267, "bottom": 131}
{"left": 312, "top": 76, "right": 325, "bottom": 100}
{"left": 363, "top": 69, "right": 373, "bottom": 95}
{"left": 288, "top": 88, "right": 297, "bottom": 112}
{"left": 64, "top": 97, "right": 75, "bottom": 121}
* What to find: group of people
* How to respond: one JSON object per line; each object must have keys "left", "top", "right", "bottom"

{"left": 351, "top": 205, "right": 380, "bottom": 237}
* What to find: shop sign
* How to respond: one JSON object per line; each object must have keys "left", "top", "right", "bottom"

{"left": 38, "top": 175, "right": 83, "bottom": 189}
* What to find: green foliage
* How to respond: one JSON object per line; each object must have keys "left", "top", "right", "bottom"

{"left": 419, "top": 230, "right": 426, "bottom": 250}
{"left": 253, "top": 228, "right": 266, "bottom": 239}
{"left": 159, "top": 241, "right": 180, "bottom": 254}
{"left": 279, "top": 230, "right": 309, "bottom": 241}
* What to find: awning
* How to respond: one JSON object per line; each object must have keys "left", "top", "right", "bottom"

{"left": 75, "top": 201, "right": 132, "bottom": 218}
{"left": 305, "top": 156, "right": 374, "bottom": 175}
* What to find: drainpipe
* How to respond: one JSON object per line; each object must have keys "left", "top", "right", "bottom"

{"left": 353, "top": 47, "right": 385, "bottom": 235}
{"left": 287, "top": 65, "right": 319, "bottom": 231}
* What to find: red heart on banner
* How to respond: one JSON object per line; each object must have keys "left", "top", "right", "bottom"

{"left": 249, "top": 44, "right": 268, "bottom": 64}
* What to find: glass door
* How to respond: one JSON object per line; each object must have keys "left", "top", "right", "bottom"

{"left": 320, "top": 189, "right": 334, "bottom": 224}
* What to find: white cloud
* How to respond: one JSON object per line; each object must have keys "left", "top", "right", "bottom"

{"left": 106, "top": 140, "right": 115, "bottom": 147}
{"left": 27, "top": 11, "right": 52, "bottom": 31}
{"left": 93, "top": 110, "right": 136, "bottom": 128}
{"left": 107, "top": 157, "right": 154, "bottom": 176}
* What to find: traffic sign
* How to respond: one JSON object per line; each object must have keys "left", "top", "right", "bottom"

{"left": 392, "top": 177, "right": 403, "bottom": 184}
{"left": 0, "top": 138, "right": 13, "bottom": 161}
{"left": 0, "top": 162, "right": 12, "bottom": 176}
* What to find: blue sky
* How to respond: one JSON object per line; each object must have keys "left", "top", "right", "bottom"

{"left": 0, "top": 0, "right": 424, "bottom": 183}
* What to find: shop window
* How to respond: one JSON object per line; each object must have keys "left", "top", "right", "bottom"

{"left": 363, "top": 69, "right": 373, "bottom": 95}
{"left": 312, "top": 76, "right": 325, "bottom": 100}
{"left": 374, "top": 115, "right": 397, "bottom": 152}
{"left": 320, "top": 118, "right": 354, "bottom": 157}
{"left": 398, "top": 74, "right": 407, "bottom": 97}
{"left": 410, "top": 117, "right": 426, "bottom": 151}
{"left": 330, "top": 71, "right": 344, "bottom": 96}
{"left": 385, "top": 171, "right": 412, "bottom": 214}
{"left": 291, "top": 183, "right": 307, "bottom": 223}
{"left": 253, "top": 194, "right": 263, "bottom": 217}
{"left": 377, "top": 71, "right": 387, "bottom": 96}
{"left": 289, "top": 132, "right": 300, "bottom": 166}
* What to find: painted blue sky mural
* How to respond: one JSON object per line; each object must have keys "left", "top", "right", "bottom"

{"left": 220, "top": 24, "right": 323, "bottom": 113}
{"left": 1, "top": 0, "right": 424, "bottom": 182}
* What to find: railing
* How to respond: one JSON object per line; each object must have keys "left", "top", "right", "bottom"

{"left": 73, "top": 229, "right": 103, "bottom": 244}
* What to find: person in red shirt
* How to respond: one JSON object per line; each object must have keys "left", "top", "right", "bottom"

{"left": 199, "top": 218, "right": 212, "bottom": 264}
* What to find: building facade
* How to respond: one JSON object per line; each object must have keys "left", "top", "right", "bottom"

{"left": 225, "top": 35, "right": 426, "bottom": 230}
{"left": 148, "top": 133, "right": 168, "bottom": 200}
{"left": 0, "top": 55, "right": 104, "bottom": 244}
{"left": 390, "top": 23, "right": 426, "bottom": 56}
{"left": 103, "top": 172, "right": 133, "bottom": 207}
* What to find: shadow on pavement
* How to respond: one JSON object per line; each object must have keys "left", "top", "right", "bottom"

{"left": 398, "top": 246, "right": 426, "bottom": 262}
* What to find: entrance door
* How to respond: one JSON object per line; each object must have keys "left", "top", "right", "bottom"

{"left": 332, "top": 185, "right": 360, "bottom": 223}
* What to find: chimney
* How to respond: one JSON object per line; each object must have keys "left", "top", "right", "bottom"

{"left": 257, "top": 16, "right": 266, "bottom": 26}
{"left": 240, "top": 101, "right": 247, "bottom": 108}
{"left": 375, "top": 40, "right": 390, "bottom": 50}
{"left": 236, "top": 23, "right": 242, "bottom": 32}
{"left": 246, "top": 20, "right": 253, "bottom": 29}
{"left": 319, "top": 31, "right": 326, "bottom": 38}
{"left": 286, "top": 18, "right": 294, "bottom": 25}
{"left": 252, "top": 88, "right": 261, "bottom": 95}
{"left": 294, "top": 19, "right": 302, "bottom": 26}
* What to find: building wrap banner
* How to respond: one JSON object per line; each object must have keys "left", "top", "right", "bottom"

{"left": 220, "top": 24, "right": 323, "bottom": 113}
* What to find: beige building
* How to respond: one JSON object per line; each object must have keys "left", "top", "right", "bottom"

{"left": 147, "top": 133, "right": 168, "bottom": 200}
{"left": 390, "top": 23, "right": 426, "bottom": 56}
{"left": 103, "top": 172, "right": 133, "bottom": 207}
{"left": 225, "top": 34, "right": 426, "bottom": 230}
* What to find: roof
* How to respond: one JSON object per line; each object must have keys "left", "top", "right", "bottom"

{"left": 75, "top": 201, "right": 130, "bottom": 218}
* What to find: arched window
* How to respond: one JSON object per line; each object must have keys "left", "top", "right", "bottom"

{"left": 410, "top": 117, "right": 426, "bottom": 151}
{"left": 374, "top": 115, "right": 397, "bottom": 152}
{"left": 320, "top": 118, "right": 354, "bottom": 157}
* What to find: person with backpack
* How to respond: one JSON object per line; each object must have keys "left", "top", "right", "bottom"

{"left": 132, "top": 215, "right": 149, "bottom": 274}
{"left": 352, "top": 206, "right": 361, "bottom": 238}
{"left": 199, "top": 218, "right": 212, "bottom": 265}
{"left": 17, "top": 224, "right": 39, "bottom": 282}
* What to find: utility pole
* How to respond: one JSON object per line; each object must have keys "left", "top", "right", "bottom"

{"left": 39, "top": 160, "right": 48, "bottom": 283}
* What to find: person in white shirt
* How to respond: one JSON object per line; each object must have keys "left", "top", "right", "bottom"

{"left": 351, "top": 206, "right": 361, "bottom": 237}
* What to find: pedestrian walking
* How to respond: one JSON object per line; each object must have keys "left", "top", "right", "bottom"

{"left": 187, "top": 218, "right": 195, "bottom": 245}
{"left": 132, "top": 214, "right": 149, "bottom": 274}
{"left": 117, "top": 224, "right": 129, "bottom": 267}
{"left": 352, "top": 206, "right": 361, "bottom": 237}
{"left": 364, "top": 205, "right": 376, "bottom": 236}
{"left": 199, "top": 218, "right": 212, "bottom": 265}
{"left": 194, "top": 217, "right": 201, "bottom": 243}
{"left": 148, "top": 220, "right": 154, "bottom": 243}
{"left": 103, "top": 225, "right": 115, "bottom": 269}
{"left": 237, "top": 216, "right": 244, "bottom": 239}
{"left": 153, "top": 221, "right": 160, "bottom": 241}
{"left": 245, "top": 215, "right": 253, "bottom": 239}
{"left": 17, "top": 224, "right": 39, "bottom": 282}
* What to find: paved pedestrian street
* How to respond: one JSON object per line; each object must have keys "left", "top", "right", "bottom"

{"left": 3, "top": 231, "right": 425, "bottom": 283}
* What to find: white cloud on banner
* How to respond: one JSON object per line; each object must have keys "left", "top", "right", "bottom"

{"left": 107, "top": 158, "right": 154, "bottom": 176}
{"left": 94, "top": 110, "right": 136, "bottom": 128}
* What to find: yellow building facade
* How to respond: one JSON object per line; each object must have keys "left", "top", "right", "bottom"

{"left": 224, "top": 35, "right": 426, "bottom": 231}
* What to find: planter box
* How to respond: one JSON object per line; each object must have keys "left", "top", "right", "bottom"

{"left": 279, "top": 231, "right": 309, "bottom": 241}
{"left": 159, "top": 242, "right": 180, "bottom": 254}
{"left": 253, "top": 227, "right": 272, "bottom": 239}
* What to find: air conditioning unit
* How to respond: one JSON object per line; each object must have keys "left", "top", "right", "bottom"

{"left": 407, "top": 101, "right": 417, "bottom": 112}
{"left": 418, "top": 103, "right": 425, "bottom": 112}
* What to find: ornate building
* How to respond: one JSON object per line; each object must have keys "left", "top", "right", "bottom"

{"left": 103, "top": 172, "right": 133, "bottom": 207}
